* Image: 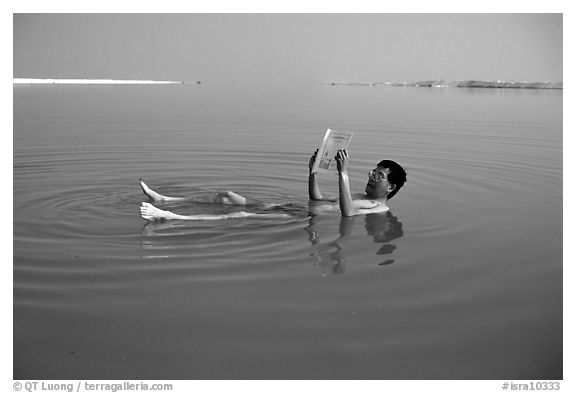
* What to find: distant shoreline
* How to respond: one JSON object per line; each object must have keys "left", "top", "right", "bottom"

{"left": 13, "top": 78, "right": 200, "bottom": 85}
{"left": 324, "top": 80, "right": 563, "bottom": 90}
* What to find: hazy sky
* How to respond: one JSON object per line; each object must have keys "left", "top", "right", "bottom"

{"left": 13, "top": 13, "right": 562, "bottom": 84}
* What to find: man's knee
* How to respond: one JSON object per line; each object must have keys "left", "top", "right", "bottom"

{"left": 213, "top": 191, "right": 241, "bottom": 205}
{"left": 224, "top": 191, "right": 246, "bottom": 205}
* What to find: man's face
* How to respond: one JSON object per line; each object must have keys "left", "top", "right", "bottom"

{"left": 365, "top": 166, "right": 393, "bottom": 198}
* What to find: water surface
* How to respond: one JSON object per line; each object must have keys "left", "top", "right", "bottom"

{"left": 14, "top": 84, "right": 562, "bottom": 379}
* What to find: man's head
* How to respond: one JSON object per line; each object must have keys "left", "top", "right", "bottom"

{"left": 365, "top": 159, "right": 407, "bottom": 200}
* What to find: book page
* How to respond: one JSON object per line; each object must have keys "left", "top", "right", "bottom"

{"left": 311, "top": 129, "right": 354, "bottom": 173}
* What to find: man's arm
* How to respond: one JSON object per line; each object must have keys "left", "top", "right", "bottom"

{"left": 308, "top": 149, "right": 324, "bottom": 200}
{"left": 309, "top": 173, "right": 324, "bottom": 201}
{"left": 335, "top": 150, "right": 359, "bottom": 217}
{"left": 308, "top": 149, "right": 338, "bottom": 202}
{"left": 335, "top": 151, "right": 382, "bottom": 216}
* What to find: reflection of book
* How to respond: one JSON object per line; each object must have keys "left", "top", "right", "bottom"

{"left": 311, "top": 129, "right": 354, "bottom": 173}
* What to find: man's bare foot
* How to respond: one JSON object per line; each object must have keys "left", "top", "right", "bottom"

{"left": 140, "top": 179, "right": 181, "bottom": 202}
{"left": 140, "top": 202, "right": 173, "bottom": 221}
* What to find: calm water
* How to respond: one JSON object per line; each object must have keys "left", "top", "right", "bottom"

{"left": 13, "top": 83, "right": 562, "bottom": 379}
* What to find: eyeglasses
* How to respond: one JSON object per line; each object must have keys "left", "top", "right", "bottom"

{"left": 368, "top": 169, "right": 389, "bottom": 183}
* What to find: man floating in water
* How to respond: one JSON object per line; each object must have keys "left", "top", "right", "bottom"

{"left": 140, "top": 149, "right": 406, "bottom": 220}
{"left": 309, "top": 149, "right": 406, "bottom": 216}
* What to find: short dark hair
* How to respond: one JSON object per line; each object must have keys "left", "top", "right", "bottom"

{"left": 377, "top": 160, "right": 407, "bottom": 200}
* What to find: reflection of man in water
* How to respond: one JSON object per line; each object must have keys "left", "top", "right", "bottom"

{"left": 306, "top": 213, "right": 404, "bottom": 275}
{"left": 364, "top": 213, "right": 404, "bottom": 265}
{"left": 139, "top": 149, "right": 406, "bottom": 220}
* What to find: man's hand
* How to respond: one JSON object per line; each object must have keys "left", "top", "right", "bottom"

{"left": 335, "top": 149, "right": 349, "bottom": 173}
{"left": 309, "top": 149, "right": 319, "bottom": 173}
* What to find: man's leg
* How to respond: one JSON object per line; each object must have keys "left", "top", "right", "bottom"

{"left": 140, "top": 179, "right": 184, "bottom": 202}
{"left": 139, "top": 202, "right": 289, "bottom": 221}
{"left": 214, "top": 191, "right": 247, "bottom": 205}
{"left": 140, "top": 179, "right": 248, "bottom": 205}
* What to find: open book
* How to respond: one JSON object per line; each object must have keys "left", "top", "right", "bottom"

{"left": 310, "top": 129, "right": 354, "bottom": 173}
